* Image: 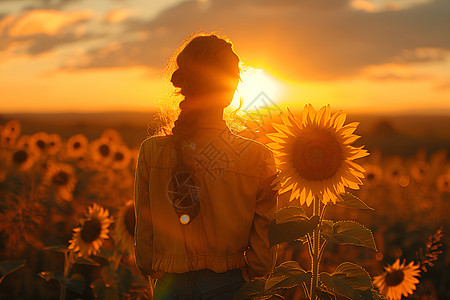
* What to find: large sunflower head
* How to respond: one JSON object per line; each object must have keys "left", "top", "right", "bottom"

{"left": 113, "top": 200, "right": 135, "bottom": 255}
{"left": 267, "top": 104, "right": 369, "bottom": 206}
{"left": 373, "top": 259, "right": 421, "bottom": 300}
{"left": 69, "top": 203, "right": 113, "bottom": 257}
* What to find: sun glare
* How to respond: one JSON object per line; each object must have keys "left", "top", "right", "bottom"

{"left": 231, "top": 68, "right": 282, "bottom": 110}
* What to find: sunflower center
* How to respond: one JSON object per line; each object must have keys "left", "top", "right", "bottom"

{"left": 99, "top": 144, "right": 110, "bottom": 157}
{"left": 114, "top": 152, "right": 124, "bottom": 161}
{"left": 73, "top": 142, "right": 81, "bottom": 149}
{"left": 125, "top": 206, "right": 135, "bottom": 237}
{"left": 13, "top": 150, "right": 28, "bottom": 165}
{"left": 385, "top": 270, "right": 405, "bottom": 287}
{"left": 52, "top": 171, "right": 69, "bottom": 186}
{"left": 37, "top": 140, "right": 46, "bottom": 149}
{"left": 293, "top": 129, "right": 343, "bottom": 181}
{"left": 80, "top": 218, "right": 102, "bottom": 243}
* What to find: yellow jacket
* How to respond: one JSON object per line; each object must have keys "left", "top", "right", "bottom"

{"left": 134, "top": 119, "right": 277, "bottom": 281}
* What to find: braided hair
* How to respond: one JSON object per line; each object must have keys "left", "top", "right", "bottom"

{"left": 169, "top": 34, "right": 240, "bottom": 224}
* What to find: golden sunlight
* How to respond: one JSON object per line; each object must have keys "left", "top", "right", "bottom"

{"left": 230, "top": 68, "right": 283, "bottom": 110}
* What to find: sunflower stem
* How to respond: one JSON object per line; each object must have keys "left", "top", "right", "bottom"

{"left": 310, "top": 195, "right": 321, "bottom": 300}
{"left": 301, "top": 282, "right": 310, "bottom": 299}
{"left": 60, "top": 250, "right": 74, "bottom": 300}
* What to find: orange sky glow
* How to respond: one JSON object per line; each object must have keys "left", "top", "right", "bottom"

{"left": 1, "top": 0, "right": 449, "bottom": 115}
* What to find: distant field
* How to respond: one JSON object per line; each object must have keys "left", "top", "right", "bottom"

{"left": 1, "top": 111, "right": 450, "bottom": 157}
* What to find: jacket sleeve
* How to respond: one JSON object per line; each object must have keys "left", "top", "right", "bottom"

{"left": 134, "top": 142, "right": 162, "bottom": 279}
{"left": 243, "top": 147, "right": 278, "bottom": 281}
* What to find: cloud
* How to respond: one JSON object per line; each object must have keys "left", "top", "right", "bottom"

{"left": 3, "top": 9, "right": 92, "bottom": 37}
{"left": 363, "top": 63, "right": 433, "bottom": 81}
{"left": 0, "top": 9, "right": 96, "bottom": 55}
{"left": 5, "top": 0, "right": 83, "bottom": 10}
{"left": 434, "top": 81, "right": 450, "bottom": 91}
{"left": 104, "top": 9, "right": 130, "bottom": 24}
{"left": 62, "top": 0, "right": 450, "bottom": 81}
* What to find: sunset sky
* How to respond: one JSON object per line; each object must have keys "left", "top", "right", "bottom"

{"left": 1, "top": 0, "right": 449, "bottom": 114}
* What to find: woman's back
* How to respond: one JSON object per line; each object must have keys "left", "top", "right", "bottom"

{"left": 135, "top": 119, "right": 277, "bottom": 278}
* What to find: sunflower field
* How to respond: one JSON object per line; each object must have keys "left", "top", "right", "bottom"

{"left": 0, "top": 111, "right": 448, "bottom": 300}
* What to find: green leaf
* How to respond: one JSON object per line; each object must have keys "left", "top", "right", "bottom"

{"left": 332, "top": 262, "right": 373, "bottom": 290}
{"left": 335, "top": 193, "right": 374, "bottom": 210}
{"left": 320, "top": 272, "right": 362, "bottom": 300}
{"left": 0, "top": 260, "right": 26, "bottom": 283}
{"left": 316, "top": 288, "right": 333, "bottom": 300}
{"left": 75, "top": 257, "right": 101, "bottom": 266}
{"left": 274, "top": 206, "right": 307, "bottom": 223}
{"left": 268, "top": 215, "right": 319, "bottom": 247}
{"left": 66, "top": 273, "right": 85, "bottom": 295}
{"left": 355, "top": 288, "right": 388, "bottom": 300}
{"left": 320, "top": 220, "right": 334, "bottom": 235}
{"left": 44, "top": 245, "right": 69, "bottom": 253}
{"left": 321, "top": 221, "right": 377, "bottom": 251}
{"left": 264, "top": 261, "right": 311, "bottom": 292}
{"left": 233, "top": 278, "right": 271, "bottom": 300}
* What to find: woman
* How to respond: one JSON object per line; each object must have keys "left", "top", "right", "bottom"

{"left": 134, "top": 34, "right": 278, "bottom": 299}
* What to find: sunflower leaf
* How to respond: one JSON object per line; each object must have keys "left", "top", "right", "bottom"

{"left": 0, "top": 260, "right": 26, "bottom": 279}
{"left": 316, "top": 288, "right": 334, "bottom": 300}
{"left": 264, "top": 261, "right": 311, "bottom": 292}
{"left": 320, "top": 220, "right": 334, "bottom": 235}
{"left": 268, "top": 215, "right": 319, "bottom": 247}
{"left": 355, "top": 288, "right": 388, "bottom": 300}
{"left": 233, "top": 278, "right": 271, "bottom": 300}
{"left": 44, "top": 245, "right": 69, "bottom": 253}
{"left": 65, "top": 273, "right": 85, "bottom": 295}
{"left": 319, "top": 272, "right": 363, "bottom": 300}
{"left": 321, "top": 221, "right": 377, "bottom": 251}
{"left": 274, "top": 206, "right": 307, "bottom": 223}
{"left": 335, "top": 193, "right": 374, "bottom": 210}
{"left": 332, "top": 262, "right": 373, "bottom": 290}
{"left": 75, "top": 257, "right": 101, "bottom": 266}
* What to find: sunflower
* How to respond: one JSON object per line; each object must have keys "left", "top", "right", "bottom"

{"left": 362, "top": 163, "right": 383, "bottom": 186}
{"left": 0, "top": 193, "right": 46, "bottom": 253}
{"left": 111, "top": 144, "right": 132, "bottom": 170}
{"left": 373, "top": 259, "right": 420, "bottom": 300}
{"left": 101, "top": 128, "right": 123, "bottom": 144}
{"left": 66, "top": 134, "right": 89, "bottom": 158}
{"left": 410, "top": 160, "right": 430, "bottom": 183}
{"left": 89, "top": 137, "right": 116, "bottom": 165}
{"left": 15, "top": 135, "right": 32, "bottom": 149}
{"left": 69, "top": 203, "right": 113, "bottom": 257}
{"left": 436, "top": 171, "right": 450, "bottom": 193}
{"left": 9, "top": 146, "right": 37, "bottom": 171}
{"left": 113, "top": 200, "right": 135, "bottom": 255}
{"left": 1, "top": 119, "right": 21, "bottom": 148}
{"left": 44, "top": 162, "right": 77, "bottom": 201}
{"left": 47, "top": 133, "right": 63, "bottom": 155}
{"left": 267, "top": 104, "right": 369, "bottom": 206}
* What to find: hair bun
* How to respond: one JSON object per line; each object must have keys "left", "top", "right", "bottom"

{"left": 171, "top": 69, "right": 184, "bottom": 88}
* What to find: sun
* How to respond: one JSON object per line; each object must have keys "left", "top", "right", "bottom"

{"left": 231, "top": 68, "right": 282, "bottom": 110}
